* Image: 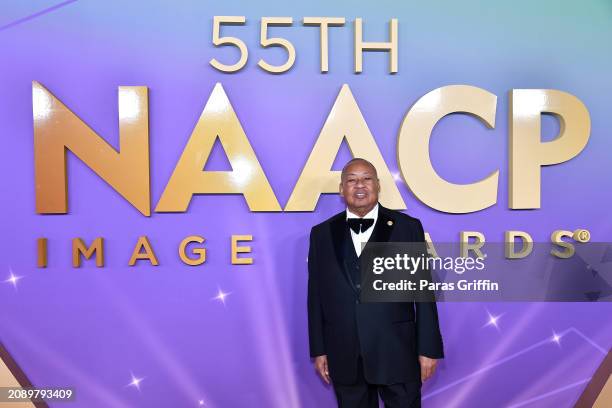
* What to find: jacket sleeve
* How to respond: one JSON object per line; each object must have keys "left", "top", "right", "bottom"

{"left": 307, "top": 227, "right": 326, "bottom": 358}
{"left": 414, "top": 219, "right": 445, "bottom": 359}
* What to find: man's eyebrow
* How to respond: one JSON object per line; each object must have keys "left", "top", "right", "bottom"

{"left": 344, "top": 173, "right": 372, "bottom": 177}
{"left": 344, "top": 172, "right": 373, "bottom": 176}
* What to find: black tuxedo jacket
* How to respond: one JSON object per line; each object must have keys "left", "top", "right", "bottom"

{"left": 307, "top": 204, "right": 444, "bottom": 385}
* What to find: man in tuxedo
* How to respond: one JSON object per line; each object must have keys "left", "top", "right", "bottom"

{"left": 307, "top": 158, "right": 444, "bottom": 408}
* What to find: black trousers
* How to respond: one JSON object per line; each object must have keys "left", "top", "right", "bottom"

{"left": 332, "top": 357, "right": 421, "bottom": 408}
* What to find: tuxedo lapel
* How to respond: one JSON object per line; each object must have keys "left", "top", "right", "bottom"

{"left": 367, "top": 205, "right": 395, "bottom": 244}
{"left": 330, "top": 213, "right": 348, "bottom": 271}
{"left": 330, "top": 212, "right": 360, "bottom": 295}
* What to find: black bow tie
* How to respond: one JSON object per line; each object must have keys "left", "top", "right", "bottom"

{"left": 347, "top": 218, "right": 375, "bottom": 234}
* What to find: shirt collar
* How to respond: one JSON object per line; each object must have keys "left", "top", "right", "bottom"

{"left": 346, "top": 203, "right": 379, "bottom": 221}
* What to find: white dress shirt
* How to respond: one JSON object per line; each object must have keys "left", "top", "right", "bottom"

{"left": 346, "top": 203, "right": 379, "bottom": 257}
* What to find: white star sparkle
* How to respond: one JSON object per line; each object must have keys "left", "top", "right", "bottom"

{"left": 127, "top": 373, "right": 144, "bottom": 391}
{"left": 212, "top": 288, "right": 231, "bottom": 306}
{"left": 551, "top": 330, "right": 563, "bottom": 345}
{"left": 483, "top": 311, "right": 503, "bottom": 330}
{"left": 4, "top": 269, "right": 23, "bottom": 289}
{"left": 198, "top": 400, "right": 205, "bottom": 406}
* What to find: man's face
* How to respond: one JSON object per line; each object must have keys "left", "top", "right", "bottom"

{"left": 340, "top": 161, "right": 380, "bottom": 215}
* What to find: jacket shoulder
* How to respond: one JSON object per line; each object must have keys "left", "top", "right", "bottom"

{"left": 381, "top": 206, "right": 423, "bottom": 228}
{"left": 311, "top": 210, "right": 344, "bottom": 234}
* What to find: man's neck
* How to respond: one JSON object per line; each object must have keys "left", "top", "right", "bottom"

{"left": 347, "top": 203, "right": 377, "bottom": 218}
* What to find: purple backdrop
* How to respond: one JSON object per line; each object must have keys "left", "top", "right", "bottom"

{"left": 1, "top": 1, "right": 611, "bottom": 407}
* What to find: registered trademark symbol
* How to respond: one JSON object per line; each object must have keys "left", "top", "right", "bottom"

{"left": 573, "top": 229, "right": 590, "bottom": 243}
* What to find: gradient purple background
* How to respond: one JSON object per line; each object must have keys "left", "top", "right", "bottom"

{"left": 1, "top": 1, "right": 611, "bottom": 407}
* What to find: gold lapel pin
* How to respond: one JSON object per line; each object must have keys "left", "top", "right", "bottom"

{"left": 387, "top": 220, "right": 393, "bottom": 226}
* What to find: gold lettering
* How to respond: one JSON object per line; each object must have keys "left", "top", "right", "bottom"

{"left": 510, "top": 90, "right": 590, "bottom": 209}
{"left": 258, "top": 17, "right": 295, "bottom": 73}
{"left": 231, "top": 235, "right": 253, "bottom": 265}
{"left": 354, "top": 18, "right": 398, "bottom": 73}
{"left": 286, "top": 84, "right": 405, "bottom": 211}
{"left": 37, "top": 238, "right": 47, "bottom": 268}
{"left": 156, "top": 83, "right": 281, "bottom": 212}
{"left": 72, "top": 237, "right": 104, "bottom": 267}
{"left": 179, "top": 235, "right": 207, "bottom": 266}
{"left": 424, "top": 232, "right": 439, "bottom": 258}
{"left": 551, "top": 230, "right": 575, "bottom": 258}
{"left": 303, "top": 17, "right": 346, "bottom": 72}
{"left": 460, "top": 231, "right": 485, "bottom": 258}
{"left": 128, "top": 236, "right": 159, "bottom": 266}
{"left": 398, "top": 85, "right": 498, "bottom": 213}
{"left": 33, "top": 83, "right": 150, "bottom": 215}
{"left": 505, "top": 230, "right": 533, "bottom": 259}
